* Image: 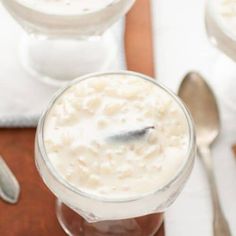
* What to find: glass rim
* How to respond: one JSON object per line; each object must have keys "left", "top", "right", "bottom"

{"left": 37, "top": 70, "right": 196, "bottom": 203}
{"left": 207, "top": 0, "right": 236, "bottom": 41}
{"left": 11, "top": 0, "right": 135, "bottom": 17}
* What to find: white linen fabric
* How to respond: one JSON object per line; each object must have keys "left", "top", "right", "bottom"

{"left": 0, "top": 5, "right": 125, "bottom": 127}
{"left": 152, "top": 0, "right": 236, "bottom": 235}
{"left": 1, "top": 1, "right": 236, "bottom": 235}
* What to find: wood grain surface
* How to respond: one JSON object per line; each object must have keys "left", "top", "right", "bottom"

{"left": 125, "top": 0, "right": 155, "bottom": 77}
{"left": 0, "top": 0, "right": 164, "bottom": 235}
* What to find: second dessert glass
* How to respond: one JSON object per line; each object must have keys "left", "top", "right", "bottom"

{"left": 35, "top": 71, "right": 196, "bottom": 236}
{"left": 1, "top": 0, "right": 135, "bottom": 86}
{"left": 205, "top": 0, "right": 236, "bottom": 112}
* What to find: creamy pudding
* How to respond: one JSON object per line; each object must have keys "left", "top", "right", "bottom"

{"left": 43, "top": 73, "right": 189, "bottom": 199}
{"left": 16, "top": 0, "right": 115, "bottom": 15}
{"left": 2, "top": 0, "right": 135, "bottom": 36}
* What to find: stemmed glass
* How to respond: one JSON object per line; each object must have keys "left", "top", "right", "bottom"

{"left": 35, "top": 71, "right": 196, "bottom": 236}
{"left": 205, "top": 0, "right": 236, "bottom": 111}
{"left": 1, "top": 0, "right": 135, "bottom": 86}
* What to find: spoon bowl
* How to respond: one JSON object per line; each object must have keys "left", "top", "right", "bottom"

{"left": 178, "top": 72, "right": 220, "bottom": 147}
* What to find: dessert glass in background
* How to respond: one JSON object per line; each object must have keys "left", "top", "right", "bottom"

{"left": 205, "top": 0, "right": 236, "bottom": 111}
{"left": 1, "top": 0, "right": 135, "bottom": 85}
{"left": 35, "top": 71, "right": 196, "bottom": 236}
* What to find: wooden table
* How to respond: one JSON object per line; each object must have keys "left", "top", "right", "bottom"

{"left": 0, "top": 0, "right": 165, "bottom": 235}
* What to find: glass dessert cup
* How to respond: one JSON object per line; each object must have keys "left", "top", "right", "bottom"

{"left": 1, "top": 0, "right": 135, "bottom": 86}
{"left": 35, "top": 71, "right": 196, "bottom": 236}
{"left": 205, "top": 0, "right": 236, "bottom": 111}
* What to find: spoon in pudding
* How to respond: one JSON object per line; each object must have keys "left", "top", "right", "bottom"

{"left": 106, "top": 126, "right": 155, "bottom": 143}
{"left": 178, "top": 72, "right": 231, "bottom": 236}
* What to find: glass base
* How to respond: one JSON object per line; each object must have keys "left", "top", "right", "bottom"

{"left": 19, "top": 31, "right": 119, "bottom": 87}
{"left": 56, "top": 200, "right": 164, "bottom": 236}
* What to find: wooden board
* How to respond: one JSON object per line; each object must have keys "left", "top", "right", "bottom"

{"left": 0, "top": 129, "right": 164, "bottom": 236}
{"left": 0, "top": 0, "right": 164, "bottom": 235}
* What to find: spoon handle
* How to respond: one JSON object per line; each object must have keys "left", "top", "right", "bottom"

{"left": 198, "top": 146, "right": 231, "bottom": 236}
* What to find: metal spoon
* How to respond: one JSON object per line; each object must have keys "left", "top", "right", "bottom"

{"left": 178, "top": 72, "right": 231, "bottom": 236}
{"left": 106, "top": 126, "right": 155, "bottom": 143}
{"left": 0, "top": 156, "right": 20, "bottom": 204}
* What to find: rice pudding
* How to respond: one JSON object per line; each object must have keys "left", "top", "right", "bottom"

{"left": 2, "top": 0, "right": 135, "bottom": 36}
{"left": 43, "top": 73, "right": 189, "bottom": 199}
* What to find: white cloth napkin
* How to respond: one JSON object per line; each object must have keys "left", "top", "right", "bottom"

{"left": 0, "top": 5, "right": 125, "bottom": 127}
{"left": 152, "top": 0, "right": 236, "bottom": 235}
